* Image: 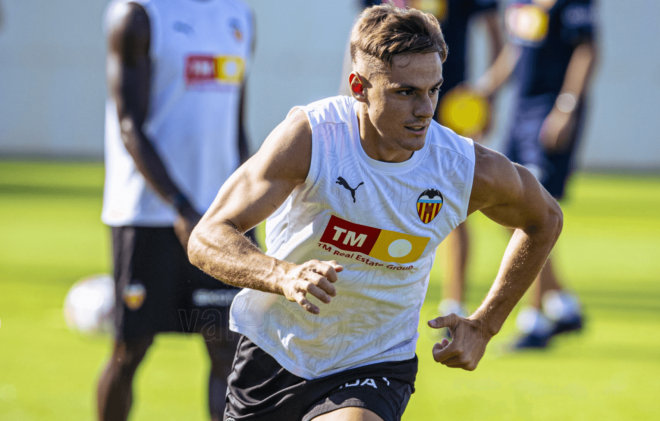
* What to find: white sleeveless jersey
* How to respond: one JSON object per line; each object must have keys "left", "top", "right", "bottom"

{"left": 102, "top": 0, "right": 253, "bottom": 226}
{"left": 230, "top": 96, "right": 476, "bottom": 379}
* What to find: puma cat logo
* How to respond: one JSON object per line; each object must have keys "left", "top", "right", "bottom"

{"left": 173, "top": 21, "right": 194, "bottom": 35}
{"left": 336, "top": 177, "right": 364, "bottom": 203}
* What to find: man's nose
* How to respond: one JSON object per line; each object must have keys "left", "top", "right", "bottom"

{"left": 414, "top": 93, "right": 435, "bottom": 120}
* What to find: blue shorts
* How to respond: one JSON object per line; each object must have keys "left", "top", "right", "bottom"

{"left": 503, "top": 94, "right": 586, "bottom": 200}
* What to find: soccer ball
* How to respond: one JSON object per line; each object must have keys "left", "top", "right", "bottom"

{"left": 63, "top": 274, "right": 115, "bottom": 335}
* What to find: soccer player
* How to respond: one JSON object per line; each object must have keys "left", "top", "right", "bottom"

{"left": 475, "top": 0, "right": 597, "bottom": 348}
{"left": 99, "top": 1, "right": 254, "bottom": 420}
{"left": 190, "top": 5, "right": 562, "bottom": 421}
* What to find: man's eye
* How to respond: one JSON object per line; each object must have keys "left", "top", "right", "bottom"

{"left": 399, "top": 90, "right": 414, "bottom": 96}
{"left": 430, "top": 88, "right": 441, "bottom": 95}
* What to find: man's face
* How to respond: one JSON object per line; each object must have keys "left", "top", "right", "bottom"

{"left": 359, "top": 52, "right": 443, "bottom": 159}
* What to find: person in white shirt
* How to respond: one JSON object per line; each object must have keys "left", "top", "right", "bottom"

{"left": 99, "top": 1, "right": 254, "bottom": 420}
{"left": 189, "top": 4, "right": 562, "bottom": 421}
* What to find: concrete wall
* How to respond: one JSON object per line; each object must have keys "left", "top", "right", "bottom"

{"left": 577, "top": 1, "right": 660, "bottom": 170}
{"left": 0, "top": 0, "right": 659, "bottom": 169}
{"left": 0, "top": 0, "right": 108, "bottom": 157}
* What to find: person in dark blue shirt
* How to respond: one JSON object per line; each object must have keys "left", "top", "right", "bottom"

{"left": 476, "top": 0, "right": 598, "bottom": 348}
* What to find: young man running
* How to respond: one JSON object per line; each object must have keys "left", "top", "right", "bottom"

{"left": 190, "top": 4, "right": 562, "bottom": 420}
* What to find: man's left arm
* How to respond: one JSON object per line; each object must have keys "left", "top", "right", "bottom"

{"left": 237, "top": 11, "right": 256, "bottom": 164}
{"left": 472, "top": 7, "right": 504, "bottom": 138}
{"left": 428, "top": 144, "right": 563, "bottom": 370}
{"left": 539, "top": 41, "right": 597, "bottom": 152}
{"left": 540, "top": 1, "right": 598, "bottom": 152}
{"left": 483, "top": 8, "right": 504, "bottom": 75}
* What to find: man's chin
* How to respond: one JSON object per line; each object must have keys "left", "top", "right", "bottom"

{"left": 400, "top": 134, "right": 427, "bottom": 151}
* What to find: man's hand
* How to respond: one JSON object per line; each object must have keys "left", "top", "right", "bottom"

{"left": 174, "top": 209, "right": 202, "bottom": 250}
{"left": 428, "top": 313, "right": 493, "bottom": 371}
{"left": 539, "top": 107, "right": 576, "bottom": 153}
{"left": 281, "top": 260, "right": 343, "bottom": 315}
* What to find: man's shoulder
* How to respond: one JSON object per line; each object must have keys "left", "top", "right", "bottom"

{"left": 104, "top": 0, "right": 151, "bottom": 59}
{"left": 301, "top": 95, "right": 356, "bottom": 129}
{"left": 104, "top": 0, "right": 151, "bottom": 34}
{"left": 427, "top": 121, "right": 476, "bottom": 164}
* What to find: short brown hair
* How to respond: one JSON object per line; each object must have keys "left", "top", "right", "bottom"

{"left": 350, "top": 3, "right": 448, "bottom": 72}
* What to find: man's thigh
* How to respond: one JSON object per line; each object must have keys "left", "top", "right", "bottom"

{"left": 312, "top": 407, "right": 383, "bottom": 421}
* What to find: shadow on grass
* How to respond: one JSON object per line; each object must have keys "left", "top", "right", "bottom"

{"left": 0, "top": 183, "right": 102, "bottom": 198}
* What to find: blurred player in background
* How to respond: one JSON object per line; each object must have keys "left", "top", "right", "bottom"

{"left": 99, "top": 0, "right": 254, "bottom": 420}
{"left": 342, "top": 0, "right": 503, "bottom": 322}
{"left": 475, "top": 0, "right": 598, "bottom": 348}
{"left": 189, "top": 5, "right": 563, "bottom": 420}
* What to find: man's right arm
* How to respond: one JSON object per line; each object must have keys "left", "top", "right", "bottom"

{"left": 188, "top": 110, "right": 342, "bottom": 315}
{"left": 473, "top": 42, "right": 521, "bottom": 100}
{"left": 106, "top": 3, "right": 201, "bottom": 243}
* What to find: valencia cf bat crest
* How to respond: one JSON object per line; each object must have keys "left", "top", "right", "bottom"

{"left": 123, "top": 282, "right": 146, "bottom": 311}
{"left": 417, "top": 189, "right": 443, "bottom": 224}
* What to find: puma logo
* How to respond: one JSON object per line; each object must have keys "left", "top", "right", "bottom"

{"left": 173, "top": 21, "right": 194, "bottom": 35}
{"left": 336, "top": 177, "right": 364, "bottom": 203}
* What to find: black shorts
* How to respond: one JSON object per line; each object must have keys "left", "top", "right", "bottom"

{"left": 111, "top": 226, "right": 248, "bottom": 341}
{"left": 224, "top": 336, "right": 417, "bottom": 421}
{"left": 504, "top": 94, "right": 587, "bottom": 200}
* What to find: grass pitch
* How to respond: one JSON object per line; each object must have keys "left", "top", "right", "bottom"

{"left": 0, "top": 161, "right": 659, "bottom": 421}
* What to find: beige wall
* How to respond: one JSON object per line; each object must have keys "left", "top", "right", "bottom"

{"left": 0, "top": 0, "right": 658, "bottom": 169}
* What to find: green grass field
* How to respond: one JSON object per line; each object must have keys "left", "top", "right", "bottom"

{"left": 1, "top": 161, "right": 659, "bottom": 421}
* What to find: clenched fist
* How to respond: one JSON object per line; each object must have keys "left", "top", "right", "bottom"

{"left": 281, "top": 260, "right": 343, "bottom": 314}
{"left": 427, "top": 313, "right": 493, "bottom": 371}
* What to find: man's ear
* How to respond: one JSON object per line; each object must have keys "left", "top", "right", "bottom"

{"left": 349, "top": 72, "right": 366, "bottom": 101}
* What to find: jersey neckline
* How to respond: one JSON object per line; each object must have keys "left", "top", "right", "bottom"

{"left": 350, "top": 99, "right": 430, "bottom": 174}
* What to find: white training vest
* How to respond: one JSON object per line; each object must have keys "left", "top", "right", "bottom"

{"left": 230, "top": 96, "right": 476, "bottom": 379}
{"left": 102, "top": 0, "right": 253, "bottom": 226}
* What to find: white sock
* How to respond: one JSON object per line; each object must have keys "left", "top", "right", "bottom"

{"left": 542, "top": 290, "right": 581, "bottom": 322}
{"left": 438, "top": 299, "right": 467, "bottom": 317}
{"left": 516, "top": 306, "right": 553, "bottom": 335}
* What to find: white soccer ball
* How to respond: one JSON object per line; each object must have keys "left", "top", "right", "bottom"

{"left": 63, "top": 274, "right": 115, "bottom": 335}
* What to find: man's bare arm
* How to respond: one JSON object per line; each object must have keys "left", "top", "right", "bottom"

{"left": 106, "top": 3, "right": 201, "bottom": 244}
{"left": 468, "top": 145, "right": 563, "bottom": 333}
{"left": 558, "top": 41, "right": 597, "bottom": 100}
{"left": 429, "top": 144, "right": 563, "bottom": 370}
{"left": 188, "top": 110, "right": 342, "bottom": 315}
{"left": 473, "top": 43, "right": 521, "bottom": 99}
{"left": 540, "top": 40, "right": 597, "bottom": 151}
{"left": 236, "top": 12, "right": 256, "bottom": 164}
{"left": 484, "top": 10, "right": 504, "bottom": 72}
